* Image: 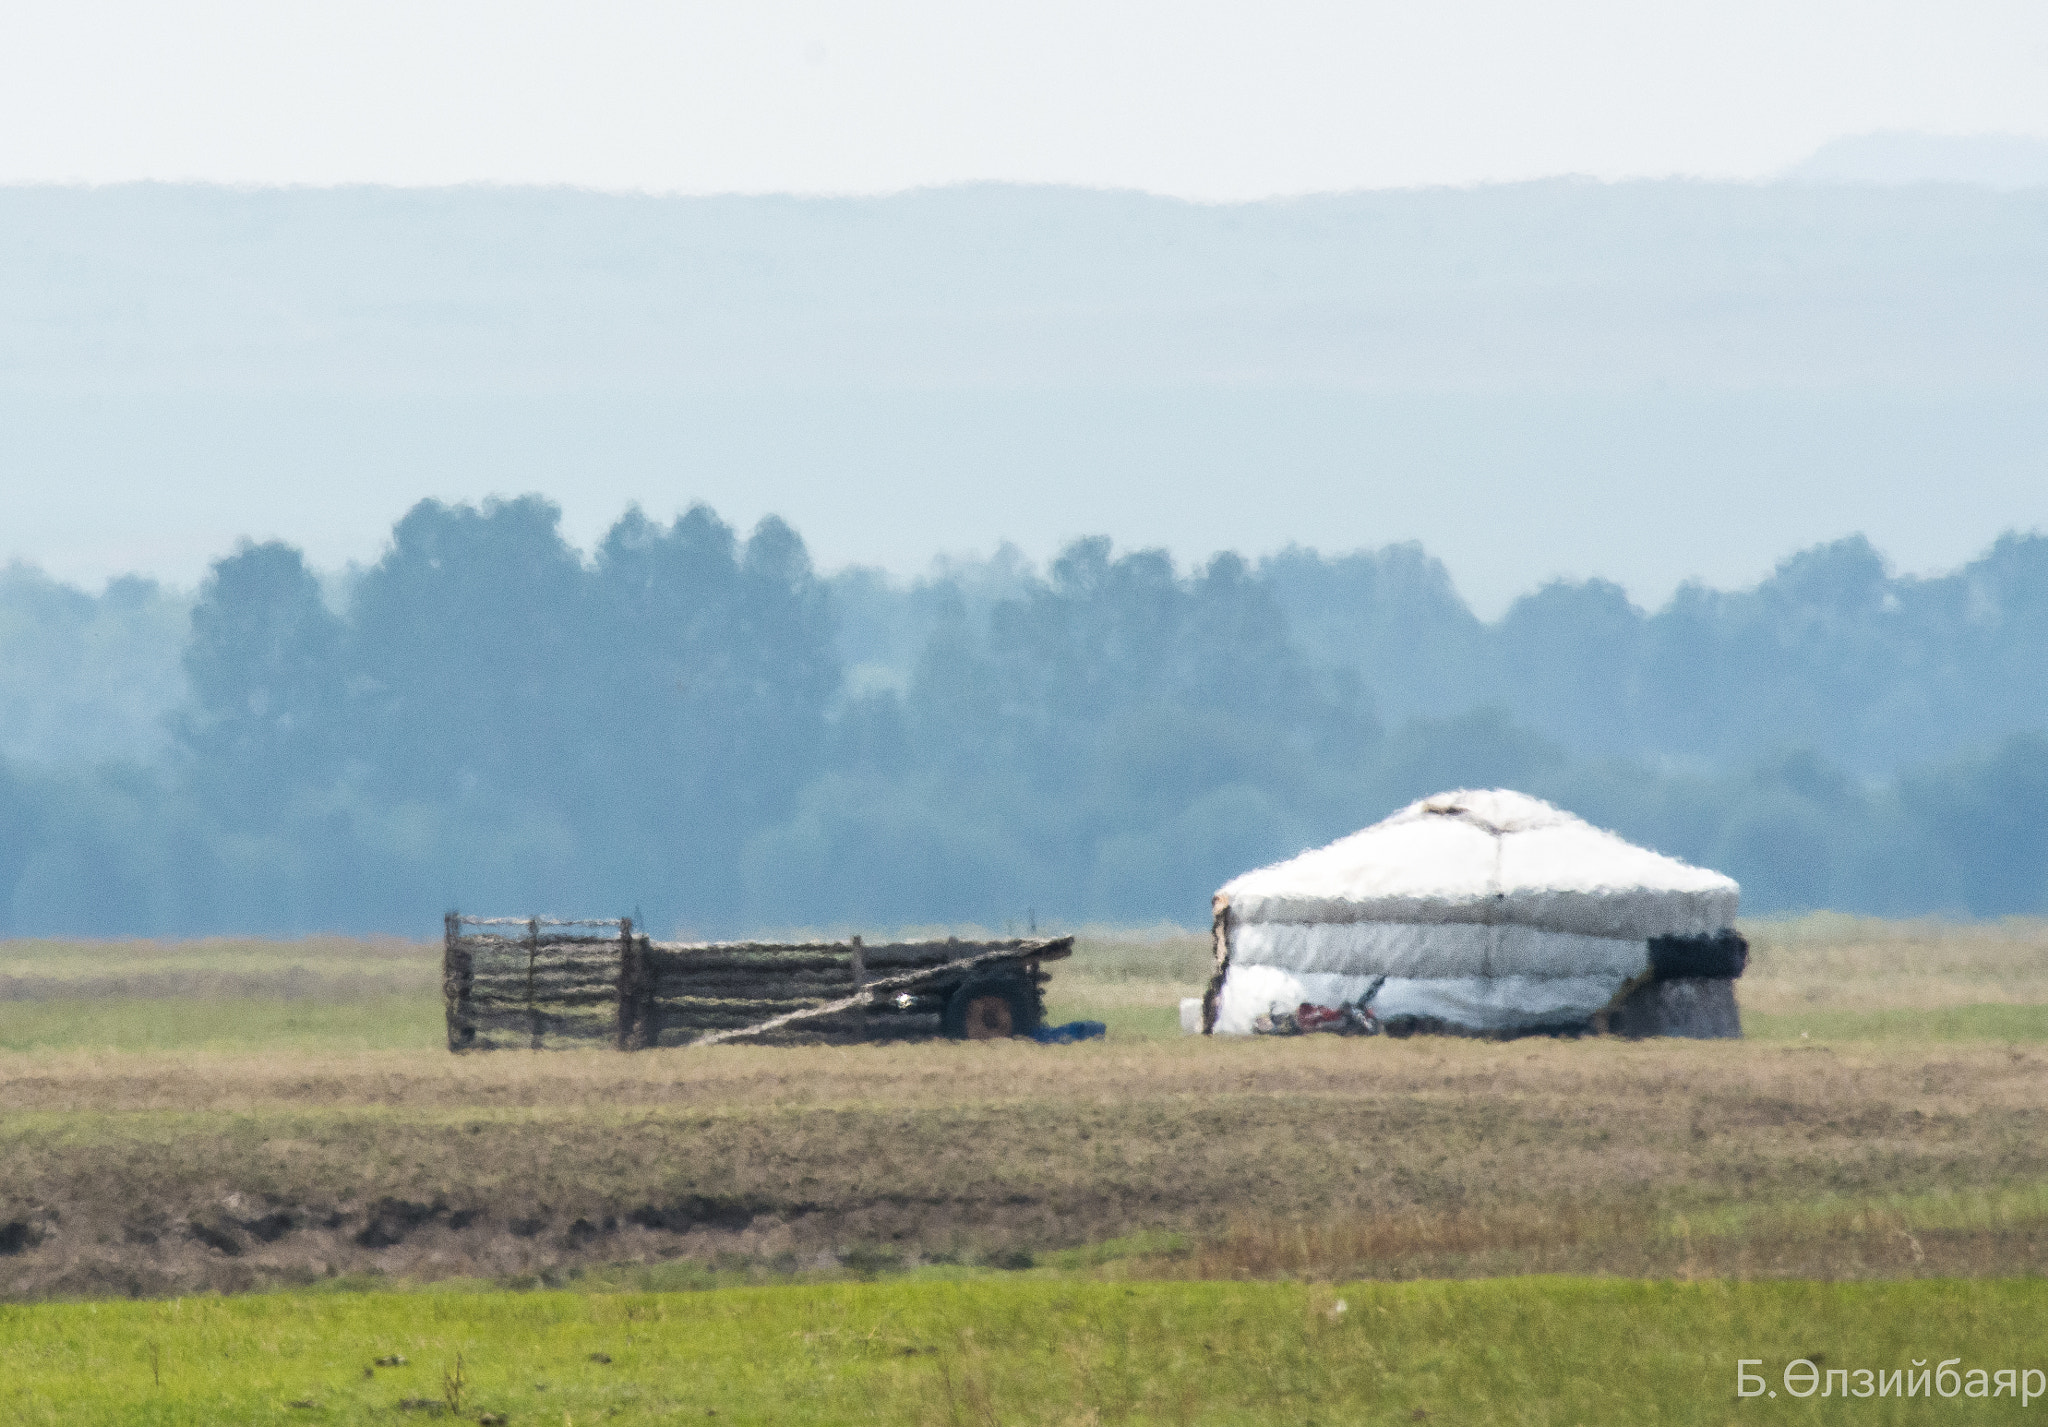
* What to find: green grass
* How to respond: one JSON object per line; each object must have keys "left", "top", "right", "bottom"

{"left": 1671, "top": 1183, "right": 2048, "bottom": 1243}
{"left": 0, "top": 995, "right": 444, "bottom": 1053}
{"left": 1042, "top": 997, "right": 1186, "bottom": 1041}
{"left": 5, "top": 927, "right": 2046, "bottom": 1419}
{"left": 5, "top": 1277, "right": 2044, "bottom": 1425}
{"left": 0, "top": 936, "right": 416, "bottom": 971}
{"left": 1745, "top": 1004, "right": 2048, "bottom": 1043}
{"left": 1069, "top": 1000, "right": 2048, "bottom": 1047}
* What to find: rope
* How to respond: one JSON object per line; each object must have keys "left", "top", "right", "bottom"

{"left": 687, "top": 944, "right": 1041, "bottom": 1047}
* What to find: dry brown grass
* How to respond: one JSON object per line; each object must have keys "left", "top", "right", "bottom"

{"left": 1060, "top": 914, "right": 2048, "bottom": 1024}
{"left": 1741, "top": 914, "right": 2048, "bottom": 1013}
{"left": 5, "top": 1034, "right": 2047, "bottom": 1298}
{"left": 0, "top": 935, "right": 437, "bottom": 1002}
{"left": 9, "top": 915, "right": 2041, "bottom": 1010}
{"left": 1156, "top": 1190, "right": 2048, "bottom": 1282}
{"left": 0, "top": 1025, "right": 2038, "bottom": 1112}
{"left": 4, "top": 917, "right": 2048, "bottom": 1300}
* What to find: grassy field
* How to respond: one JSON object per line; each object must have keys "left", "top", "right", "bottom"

{"left": 6, "top": 915, "right": 2045, "bottom": 1052}
{"left": 8, "top": 1275, "right": 2047, "bottom": 1425}
{"left": 0, "top": 935, "right": 444, "bottom": 1053}
{"left": 2, "top": 917, "right": 2047, "bottom": 1301}
{"left": 4, "top": 917, "right": 2048, "bottom": 1416}
{"left": 2, "top": 918, "right": 2046, "bottom": 1420}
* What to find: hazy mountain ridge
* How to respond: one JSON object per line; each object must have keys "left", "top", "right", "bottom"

{"left": 5, "top": 181, "right": 2046, "bottom": 395}
{"left": 1783, "top": 133, "right": 2048, "bottom": 189}
{"left": 9, "top": 177, "right": 2047, "bottom": 616}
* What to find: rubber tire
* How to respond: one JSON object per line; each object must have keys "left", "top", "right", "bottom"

{"left": 943, "top": 975, "right": 1040, "bottom": 1040}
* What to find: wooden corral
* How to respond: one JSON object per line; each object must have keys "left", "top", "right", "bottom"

{"left": 442, "top": 914, "right": 1073, "bottom": 1051}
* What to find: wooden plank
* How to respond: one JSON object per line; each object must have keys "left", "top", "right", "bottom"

{"left": 645, "top": 951, "right": 853, "bottom": 976}
{"left": 458, "top": 916, "right": 623, "bottom": 929}
{"left": 454, "top": 934, "right": 619, "bottom": 949}
{"left": 466, "top": 989, "right": 620, "bottom": 1010}
{"left": 658, "top": 968, "right": 864, "bottom": 987}
{"left": 646, "top": 937, "right": 1070, "bottom": 975}
{"left": 462, "top": 1001, "right": 614, "bottom": 1024}
{"left": 467, "top": 987, "right": 620, "bottom": 1008}
{"left": 468, "top": 960, "right": 621, "bottom": 982}
{"left": 646, "top": 938, "right": 850, "bottom": 955}
{"left": 657, "top": 989, "right": 840, "bottom": 1005}
{"left": 462, "top": 998, "right": 614, "bottom": 1020}
{"left": 686, "top": 943, "right": 1055, "bottom": 1047}
{"left": 461, "top": 1007, "right": 614, "bottom": 1033}
{"left": 466, "top": 962, "right": 586, "bottom": 985}
{"left": 658, "top": 1007, "right": 840, "bottom": 1024}
{"left": 861, "top": 937, "right": 1074, "bottom": 968}
{"left": 464, "top": 948, "right": 622, "bottom": 973}
{"left": 651, "top": 972, "right": 847, "bottom": 991}
{"left": 452, "top": 934, "right": 620, "bottom": 953}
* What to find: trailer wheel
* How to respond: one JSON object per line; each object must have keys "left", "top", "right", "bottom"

{"left": 944, "top": 976, "right": 1039, "bottom": 1040}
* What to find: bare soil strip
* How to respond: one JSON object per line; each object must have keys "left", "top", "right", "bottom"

{"left": 5, "top": 1035, "right": 2046, "bottom": 1298}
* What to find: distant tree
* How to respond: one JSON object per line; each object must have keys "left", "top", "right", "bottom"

{"left": 1639, "top": 536, "right": 1901, "bottom": 768}
{"left": 1492, "top": 578, "right": 1644, "bottom": 754}
{"left": 1923, "top": 533, "right": 2048, "bottom": 752}
{"left": 1374, "top": 707, "right": 1566, "bottom": 812}
{"left": 1901, "top": 733, "right": 2048, "bottom": 916}
{"left": 0, "top": 759, "right": 39, "bottom": 932}
{"left": 0, "top": 564, "right": 190, "bottom": 768}
{"left": 347, "top": 496, "right": 590, "bottom": 804}
{"left": 758, "top": 537, "right": 1380, "bottom": 925}
{"left": 18, "top": 505, "right": 2048, "bottom": 935}
{"left": 588, "top": 505, "right": 839, "bottom": 922}
{"left": 1259, "top": 542, "right": 1490, "bottom": 722}
{"left": 179, "top": 540, "right": 347, "bottom": 822}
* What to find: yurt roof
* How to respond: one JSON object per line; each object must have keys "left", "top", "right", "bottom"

{"left": 1218, "top": 789, "right": 1738, "bottom": 939}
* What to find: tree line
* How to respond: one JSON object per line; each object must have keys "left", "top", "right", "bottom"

{"left": 3, "top": 497, "right": 2046, "bottom": 936}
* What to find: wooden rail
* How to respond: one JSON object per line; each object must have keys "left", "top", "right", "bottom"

{"left": 444, "top": 913, "right": 1071, "bottom": 1050}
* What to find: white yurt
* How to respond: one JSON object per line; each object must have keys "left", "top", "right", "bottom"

{"left": 1199, "top": 789, "right": 1746, "bottom": 1038}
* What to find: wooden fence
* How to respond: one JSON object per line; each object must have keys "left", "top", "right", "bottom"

{"left": 443, "top": 914, "right": 1072, "bottom": 1051}
{"left": 442, "top": 915, "right": 634, "bottom": 1051}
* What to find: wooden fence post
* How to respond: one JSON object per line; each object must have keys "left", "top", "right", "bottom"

{"left": 444, "top": 910, "right": 468, "bottom": 1051}
{"left": 850, "top": 934, "right": 867, "bottom": 1033}
{"left": 527, "top": 916, "right": 542, "bottom": 1051}
{"left": 616, "top": 917, "right": 639, "bottom": 1050}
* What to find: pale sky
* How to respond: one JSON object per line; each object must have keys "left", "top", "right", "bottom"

{"left": 4, "top": 0, "right": 2047, "bottom": 197}
{"left": 6, "top": 1, "right": 2048, "bottom": 616}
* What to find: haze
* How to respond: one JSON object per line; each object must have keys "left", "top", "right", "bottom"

{"left": 7, "top": 1, "right": 2048, "bottom": 195}
{"left": 4, "top": 1, "right": 2047, "bottom": 613}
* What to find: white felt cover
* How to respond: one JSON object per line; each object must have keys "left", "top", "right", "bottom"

{"left": 1213, "top": 964, "right": 1633, "bottom": 1036}
{"left": 1218, "top": 789, "right": 1737, "bottom": 939}
{"left": 1230, "top": 921, "right": 1649, "bottom": 980}
{"left": 1208, "top": 789, "right": 1740, "bottom": 1034}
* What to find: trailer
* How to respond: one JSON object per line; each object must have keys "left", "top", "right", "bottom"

{"left": 441, "top": 914, "right": 1074, "bottom": 1050}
